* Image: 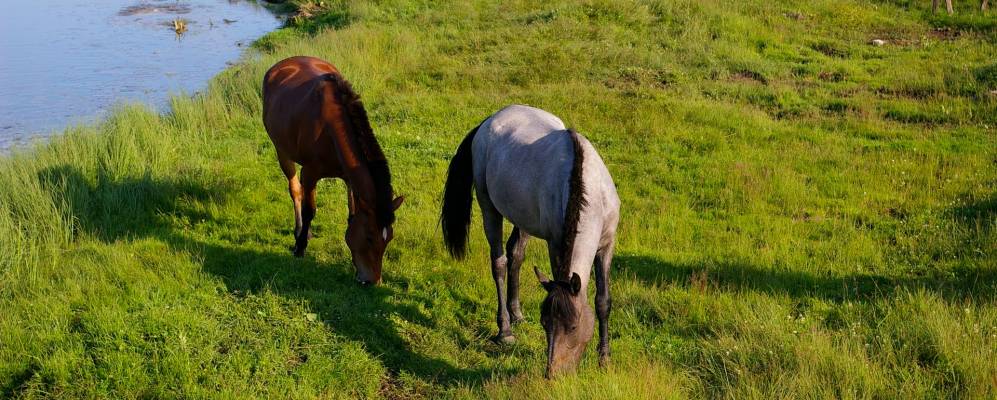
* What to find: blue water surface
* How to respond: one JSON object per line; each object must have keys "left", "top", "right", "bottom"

{"left": 0, "top": 0, "right": 281, "bottom": 150}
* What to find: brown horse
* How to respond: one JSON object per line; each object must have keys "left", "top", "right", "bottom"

{"left": 262, "top": 56, "right": 403, "bottom": 285}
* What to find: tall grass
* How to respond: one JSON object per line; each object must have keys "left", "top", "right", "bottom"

{"left": 2, "top": 0, "right": 995, "bottom": 398}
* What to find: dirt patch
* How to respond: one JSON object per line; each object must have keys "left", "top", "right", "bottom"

{"left": 809, "top": 41, "right": 850, "bottom": 58}
{"left": 730, "top": 70, "right": 768, "bottom": 85}
{"left": 118, "top": 2, "right": 192, "bottom": 17}
{"left": 605, "top": 67, "right": 678, "bottom": 90}
{"left": 929, "top": 27, "right": 963, "bottom": 41}
{"left": 885, "top": 207, "right": 910, "bottom": 221}
{"left": 793, "top": 211, "right": 824, "bottom": 223}
{"left": 818, "top": 71, "right": 846, "bottom": 82}
{"left": 868, "top": 27, "right": 962, "bottom": 49}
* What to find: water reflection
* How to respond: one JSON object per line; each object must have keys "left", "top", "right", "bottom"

{"left": 0, "top": 0, "right": 282, "bottom": 150}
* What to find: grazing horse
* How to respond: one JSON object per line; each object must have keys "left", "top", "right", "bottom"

{"left": 441, "top": 105, "right": 620, "bottom": 377}
{"left": 262, "top": 56, "right": 403, "bottom": 285}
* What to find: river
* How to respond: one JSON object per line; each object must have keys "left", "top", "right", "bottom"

{"left": 0, "top": 0, "right": 282, "bottom": 150}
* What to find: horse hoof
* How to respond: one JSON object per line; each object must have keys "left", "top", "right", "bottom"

{"left": 492, "top": 334, "right": 516, "bottom": 345}
{"left": 510, "top": 315, "right": 525, "bottom": 324}
{"left": 598, "top": 349, "right": 610, "bottom": 368}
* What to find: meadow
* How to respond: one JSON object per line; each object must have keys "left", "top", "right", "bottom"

{"left": 1, "top": 0, "right": 995, "bottom": 398}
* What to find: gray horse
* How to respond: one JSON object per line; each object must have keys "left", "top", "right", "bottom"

{"left": 441, "top": 105, "right": 620, "bottom": 377}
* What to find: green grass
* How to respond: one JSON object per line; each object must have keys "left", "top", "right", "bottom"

{"left": 2, "top": 0, "right": 996, "bottom": 398}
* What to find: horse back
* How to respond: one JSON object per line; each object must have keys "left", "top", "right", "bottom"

{"left": 262, "top": 56, "right": 347, "bottom": 175}
{"left": 472, "top": 106, "right": 569, "bottom": 240}
{"left": 474, "top": 105, "right": 619, "bottom": 242}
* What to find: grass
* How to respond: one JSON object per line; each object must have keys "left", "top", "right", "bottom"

{"left": 1, "top": 0, "right": 995, "bottom": 398}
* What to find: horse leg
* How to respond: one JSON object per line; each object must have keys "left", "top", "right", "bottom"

{"left": 346, "top": 187, "right": 356, "bottom": 215}
{"left": 545, "top": 243, "right": 562, "bottom": 278}
{"left": 505, "top": 226, "right": 530, "bottom": 324}
{"left": 479, "top": 194, "right": 514, "bottom": 344}
{"left": 278, "top": 155, "right": 304, "bottom": 243}
{"left": 594, "top": 242, "right": 614, "bottom": 368}
{"left": 293, "top": 167, "right": 320, "bottom": 258}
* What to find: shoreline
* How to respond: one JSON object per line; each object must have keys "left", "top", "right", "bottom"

{"left": 0, "top": 0, "right": 292, "bottom": 154}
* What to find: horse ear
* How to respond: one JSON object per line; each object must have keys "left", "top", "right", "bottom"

{"left": 392, "top": 196, "right": 404, "bottom": 211}
{"left": 569, "top": 273, "right": 581, "bottom": 295}
{"left": 534, "top": 266, "right": 552, "bottom": 289}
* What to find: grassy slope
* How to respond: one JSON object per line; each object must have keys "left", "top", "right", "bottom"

{"left": 2, "top": 0, "right": 995, "bottom": 398}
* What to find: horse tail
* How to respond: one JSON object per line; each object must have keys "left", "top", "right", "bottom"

{"left": 560, "top": 129, "right": 588, "bottom": 276}
{"left": 441, "top": 122, "right": 481, "bottom": 259}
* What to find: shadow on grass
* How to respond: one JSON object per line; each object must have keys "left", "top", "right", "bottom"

{"left": 32, "top": 163, "right": 995, "bottom": 394}
{"left": 953, "top": 192, "right": 996, "bottom": 234}
{"left": 36, "top": 165, "right": 504, "bottom": 390}
{"left": 178, "top": 236, "right": 503, "bottom": 387}
{"left": 617, "top": 255, "right": 887, "bottom": 301}
{"left": 619, "top": 192, "right": 996, "bottom": 304}
{"left": 617, "top": 254, "right": 997, "bottom": 303}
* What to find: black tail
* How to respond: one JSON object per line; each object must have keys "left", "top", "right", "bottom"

{"left": 441, "top": 123, "right": 481, "bottom": 259}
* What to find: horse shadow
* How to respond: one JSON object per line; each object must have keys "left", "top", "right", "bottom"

{"left": 176, "top": 234, "right": 503, "bottom": 386}
{"left": 615, "top": 189, "right": 997, "bottom": 304}
{"left": 37, "top": 165, "right": 503, "bottom": 389}
{"left": 952, "top": 192, "right": 996, "bottom": 235}
{"left": 615, "top": 254, "right": 895, "bottom": 302}
{"left": 36, "top": 162, "right": 996, "bottom": 389}
{"left": 617, "top": 253, "right": 996, "bottom": 304}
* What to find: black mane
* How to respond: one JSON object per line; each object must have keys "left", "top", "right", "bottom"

{"left": 325, "top": 73, "right": 395, "bottom": 227}
{"left": 542, "top": 282, "right": 579, "bottom": 328}
{"left": 558, "top": 130, "right": 587, "bottom": 278}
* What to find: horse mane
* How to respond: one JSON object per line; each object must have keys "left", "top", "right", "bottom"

{"left": 324, "top": 73, "right": 395, "bottom": 227}
{"left": 542, "top": 283, "right": 579, "bottom": 327}
{"left": 558, "top": 129, "right": 587, "bottom": 279}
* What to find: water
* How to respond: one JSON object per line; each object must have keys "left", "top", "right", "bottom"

{"left": 0, "top": 0, "right": 282, "bottom": 150}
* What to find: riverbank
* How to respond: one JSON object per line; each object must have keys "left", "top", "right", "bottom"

{"left": 0, "top": 0, "right": 282, "bottom": 150}
{"left": 2, "top": 0, "right": 995, "bottom": 398}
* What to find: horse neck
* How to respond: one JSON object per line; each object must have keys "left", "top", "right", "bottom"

{"left": 558, "top": 132, "right": 596, "bottom": 287}
{"left": 327, "top": 88, "right": 390, "bottom": 219}
{"left": 341, "top": 153, "right": 378, "bottom": 210}
{"left": 326, "top": 122, "right": 378, "bottom": 211}
{"left": 561, "top": 219, "right": 600, "bottom": 290}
